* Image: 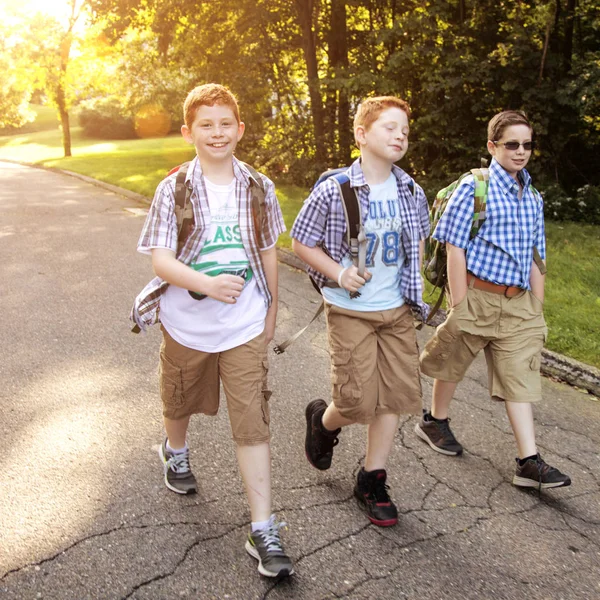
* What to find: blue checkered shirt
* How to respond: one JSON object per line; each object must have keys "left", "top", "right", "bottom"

{"left": 433, "top": 158, "right": 546, "bottom": 289}
{"left": 291, "top": 159, "right": 430, "bottom": 314}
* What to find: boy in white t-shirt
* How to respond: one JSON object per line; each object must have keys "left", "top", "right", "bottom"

{"left": 131, "top": 84, "right": 293, "bottom": 578}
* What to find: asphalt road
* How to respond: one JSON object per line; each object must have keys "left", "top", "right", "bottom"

{"left": 1, "top": 161, "right": 599, "bottom": 600}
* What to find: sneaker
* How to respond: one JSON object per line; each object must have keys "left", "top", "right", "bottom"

{"left": 513, "top": 453, "right": 571, "bottom": 490}
{"left": 414, "top": 411, "right": 463, "bottom": 456}
{"left": 158, "top": 439, "right": 198, "bottom": 495}
{"left": 245, "top": 517, "right": 294, "bottom": 578}
{"left": 305, "top": 399, "right": 341, "bottom": 470}
{"left": 354, "top": 468, "right": 398, "bottom": 527}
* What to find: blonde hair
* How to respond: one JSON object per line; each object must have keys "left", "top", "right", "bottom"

{"left": 487, "top": 110, "right": 532, "bottom": 141}
{"left": 354, "top": 96, "right": 411, "bottom": 135}
{"left": 183, "top": 83, "right": 240, "bottom": 128}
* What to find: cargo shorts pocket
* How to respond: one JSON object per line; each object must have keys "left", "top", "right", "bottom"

{"left": 260, "top": 356, "right": 271, "bottom": 425}
{"left": 331, "top": 349, "right": 362, "bottom": 406}
{"left": 159, "top": 353, "right": 184, "bottom": 408}
{"left": 425, "top": 327, "right": 457, "bottom": 363}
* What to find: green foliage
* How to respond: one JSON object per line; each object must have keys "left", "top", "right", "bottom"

{"left": 78, "top": 97, "right": 135, "bottom": 139}
{"left": 542, "top": 183, "right": 600, "bottom": 225}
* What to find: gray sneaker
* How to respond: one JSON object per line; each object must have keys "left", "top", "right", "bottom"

{"left": 513, "top": 454, "right": 571, "bottom": 490}
{"left": 414, "top": 411, "right": 463, "bottom": 456}
{"left": 245, "top": 518, "right": 294, "bottom": 578}
{"left": 158, "top": 439, "right": 198, "bottom": 495}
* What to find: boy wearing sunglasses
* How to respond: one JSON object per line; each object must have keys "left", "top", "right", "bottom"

{"left": 418, "top": 110, "right": 571, "bottom": 490}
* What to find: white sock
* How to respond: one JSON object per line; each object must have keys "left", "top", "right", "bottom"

{"left": 251, "top": 515, "right": 274, "bottom": 532}
{"left": 166, "top": 440, "right": 188, "bottom": 455}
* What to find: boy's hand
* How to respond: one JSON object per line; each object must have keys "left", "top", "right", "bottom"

{"left": 205, "top": 274, "right": 245, "bottom": 304}
{"left": 264, "top": 307, "right": 277, "bottom": 345}
{"left": 338, "top": 265, "right": 372, "bottom": 293}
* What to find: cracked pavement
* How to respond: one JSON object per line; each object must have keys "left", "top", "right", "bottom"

{"left": 1, "top": 161, "right": 599, "bottom": 600}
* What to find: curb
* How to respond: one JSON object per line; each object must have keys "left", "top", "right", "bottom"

{"left": 5, "top": 159, "right": 599, "bottom": 397}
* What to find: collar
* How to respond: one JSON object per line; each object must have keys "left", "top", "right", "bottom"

{"left": 347, "top": 158, "right": 414, "bottom": 189}
{"left": 489, "top": 157, "right": 532, "bottom": 194}
{"left": 185, "top": 155, "right": 254, "bottom": 188}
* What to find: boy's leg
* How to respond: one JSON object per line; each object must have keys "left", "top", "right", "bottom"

{"left": 219, "top": 334, "right": 293, "bottom": 578}
{"left": 236, "top": 442, "right": 272, "bottom": 523}
{"left": 485, "top": 292, "right": 570, "bottom": 489}
{"left": 158, "top": 327, "right": 220, "bottom": 495}
{"left": 365, "top": 413, "right": 400, "bottom": 471}
{"left": 304, "top": 304, "right": 378, "bottom": 471}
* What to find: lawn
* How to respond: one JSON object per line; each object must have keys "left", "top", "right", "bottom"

{"left": 1, "top": 127, "right": 598, "bottom": 368}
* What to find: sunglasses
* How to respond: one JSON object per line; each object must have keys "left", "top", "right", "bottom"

{"left": 188, "top": 267, "right": 248, "bottom": 301}
{"left": 493, "top": 141, "right": 535, "bottom": 151}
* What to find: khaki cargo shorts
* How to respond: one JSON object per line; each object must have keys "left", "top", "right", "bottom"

{"left": 420, "top": 286, "right": 547, "bottom": 403}
{"left": 159, "top": 326, "right": 271, "bottom": 445}
{"left": 324, "top": 303, "right": 423, "bottom": 424}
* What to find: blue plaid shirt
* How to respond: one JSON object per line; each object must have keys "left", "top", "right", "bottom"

{"left": 291, "top": 159, "right": 430, "bottom": 314}
{"left": 433, "top": 158, "right": 546, "bottom": 289}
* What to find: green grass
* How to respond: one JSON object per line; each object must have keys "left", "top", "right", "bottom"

{"left": 1, "top": 127, "right": 598, "bottom": 367}
{"left": 0, "top": 104, "right": 60, "bottom": 136}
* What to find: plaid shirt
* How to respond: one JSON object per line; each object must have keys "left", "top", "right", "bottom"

{"left": 291, "top": 159, "right": 430, "bottom": 314}
{"left": 131, "top": 156, "right": 286, "bottom": 332}
{"left": 433, "top": 158, "right": 545, "bottom": 289}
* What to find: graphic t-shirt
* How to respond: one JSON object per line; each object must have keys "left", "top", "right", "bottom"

{"left": 322, "top": 173, "right": 404, "bottom": 311}
{"left": 159, "top": 177, "right": 266, "bottom": 351}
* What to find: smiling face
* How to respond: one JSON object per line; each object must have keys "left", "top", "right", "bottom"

{"left": 181, "top": 103, "right": 245, "bottom": 165}
{"left": 355, "top": 106, "right": 410, "bottom": 164}
{"left": 487, "top": 124, "right": 533, "bottom": 179}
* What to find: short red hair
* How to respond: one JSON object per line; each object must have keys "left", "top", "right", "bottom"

{"left": 354, "top": 96, "right": 411, "bottom": 133}
{"left": 183, "top": 83, "right": 240, "bottom": 128}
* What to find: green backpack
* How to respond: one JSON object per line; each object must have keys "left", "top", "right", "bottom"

{"left": 423, "top": 166, "right": 546, "bottom": 322}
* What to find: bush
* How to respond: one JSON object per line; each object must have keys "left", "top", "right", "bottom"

{"left": 541, "top": 183, "right": 600, "bottom": 224}
{"left": 78, "top": 97, "right": 135, "bottom": 139}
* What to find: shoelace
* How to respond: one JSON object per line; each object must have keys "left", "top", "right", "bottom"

{"left": 372, "top": 480, "right": 392, "bottom": 504}
{"left": 436, "top": 418, "right": 456, "bottom": 440}
{"left": 167, "top": 452, "right": 191, "bottom": 474}
{"left": 257, "top": 521, "right": 287, "bottom": 553}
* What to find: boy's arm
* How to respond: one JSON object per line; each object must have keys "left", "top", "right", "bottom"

{"left": 530, "top": 260, "right": 546, "bottom": 302}
{"left": 446, "top": 243, "right": 468, "bottom": 307}
{"left": 260, "top": 246, "right": 278, "bottom": 344}
{"left": 151, "top": 249, "right": 244, "bottom": 304}
{"left": 292, "top": 241, "right": 369, "bottom": 294}
{"left": 529, "top": 201, "right": 547, "bottom": 302}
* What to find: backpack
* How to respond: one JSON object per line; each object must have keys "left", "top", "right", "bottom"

{"left": 423, "top": 165, "right": 547, "bottom": 323}
{"left": 273, "top": 167, "right": 415, "bottom": 354}
{"left": 171, "top": 161, "right": 266, "bottom": 252}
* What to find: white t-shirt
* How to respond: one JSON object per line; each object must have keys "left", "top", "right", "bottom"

{"left": 323, "top": 173, "right": 404, "bottom": 310}
{"left": 159, "top": 177, "right": 266, "bottom": 352}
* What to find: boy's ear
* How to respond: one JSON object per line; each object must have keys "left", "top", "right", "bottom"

{"left": 237, "top": 121, "right": 245, "bottom": 141}
{"left": 355, "top": 125, "right": 367, "bottom": 147}
{"left": 181, "top": 124, "right": 193, "bottom": 144}
{"left": 486, "top": 140, "right": 496, "bottom": 156}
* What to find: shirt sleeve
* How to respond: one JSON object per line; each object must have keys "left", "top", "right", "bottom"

{"left": 137, "top": 177, "right": 178, "bottom": 255}
{"left": 414, "top": 183, "right": 430, "bottom": 239}
{"left": 432, "top": 176, "right": 475, "bottom": 250}
{"left": 290, "top": 179, "right": 335, "bottom": 247}
{"left": 259, "top": 176, "right": 286, "bottom": 251}
{"left": 533, "top": 195, "right": 546, "bottom": 260}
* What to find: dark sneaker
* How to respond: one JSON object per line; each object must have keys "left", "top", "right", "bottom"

{"left": 245, "top": 518, "right": 294, "bottom": 578}
{"left": 158, "top": 439, "right": 198, "bottom": 495}
{"left": 305, "top": 399, "right": 341, "bottom": 470}
{"left": 513, "top": 454, "right": 571, "bottom": 490}
{"left": 354, "top": 468, "right": 398, "bottom": 527}
{"left": 414, "top": 411, "right": 463, "bottom": 456}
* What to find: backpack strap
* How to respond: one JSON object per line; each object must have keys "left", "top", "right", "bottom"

{"left": 469, "top": 168, "right": 489, "bottom": 239}
{"left": 241, "top": 162, "right": 267, "bottom": 246}
{"left": 331, "top": 173, "right": 366, "bottom": 281}
{"left": 174, "top": 161, "right": 193, "bottom": 254}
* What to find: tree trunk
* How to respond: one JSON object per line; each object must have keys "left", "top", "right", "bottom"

{"left": 328, "top": 0, "right": 351, "bottom": 166}
{"left": 563, "top": 0, "right": 576, "bottom": 73}
{"left": 294, "top": 0, "right": 326, "bottom": 168}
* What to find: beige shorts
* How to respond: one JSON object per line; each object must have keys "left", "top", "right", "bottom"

{"left": 159, "top": 326, "right": 271, "bottom": 445}
{"left": 420, "top": 285, "right": 547, "bottom": 402}
{"left": 324, "top": 303, "right": 423, "bottom": 424}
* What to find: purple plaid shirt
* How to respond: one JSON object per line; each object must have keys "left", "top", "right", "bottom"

{"left": 131, "top": 156, "right": 285, "bottom": 332}
{"left": 291, "top": 159, "right": 430, "bottom": 314}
